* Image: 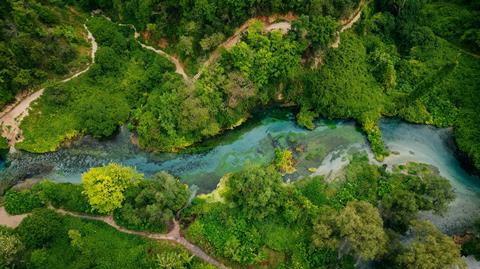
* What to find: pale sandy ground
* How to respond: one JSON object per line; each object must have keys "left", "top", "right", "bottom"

{"left": 0, "top": 206, "right": 27, "bottom": 228}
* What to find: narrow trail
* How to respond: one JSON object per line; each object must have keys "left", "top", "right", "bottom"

{"left": 0, "top": 6, "right": 365, "bottom": 149}
{"left": 138, "top": 42, "right": 190, "bottom": 83}
{"left": 0, "top": 206, "right": 28, "bottom": 228}
{"left": 0, "top": 206, "right": 228, "bottom": 269}
{"left": 194, "top": 3, "right": 365, "bottom": 80}
{"left": 193, "top": 14, "right": 297, "bottom": 81}
{"left": 331, "top": 3, "right": 364, "bottom": 48}
{"left": 118, "top": 14, "right": 296, "bottom": 83}
{"left": 0, "top": 25, "right": 97, "bottom": 147}
{"left": 114, "top": 21, "right": 191, "bottom": 84}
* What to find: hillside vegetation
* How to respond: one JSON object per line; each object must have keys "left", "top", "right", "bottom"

{"left": 11, "top": 0, "right": 480, "bottom": 171}
{"left": 0, "top": 0, "right": 91, "bottom": 108}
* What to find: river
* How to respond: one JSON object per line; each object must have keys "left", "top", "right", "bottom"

{"left": 0, "top": 110, "right": 479, "bottom": 233}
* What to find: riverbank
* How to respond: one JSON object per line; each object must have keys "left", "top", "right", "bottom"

{"left": 2, "top": 113, "right": 479, "bottom": 234}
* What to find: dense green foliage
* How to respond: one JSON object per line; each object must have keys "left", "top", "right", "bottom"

{"left": 3, "top": 167, "right": 190, "bottom": 233}
{"left": 13, "top": 0, "right": 480, "bottom": 172}
{"left": 16, "top": 208, "right": 64, "bottom": 249}
{"left": 0, "top": 171, "right": 205, "bottom": 268}
{"left": 4, "top": 189, "right": 44, "bottom": 215}
{"left": 461, "top": 219, "right": 480, "bottom": 260}
{"left": 421, "top": 1, "right": 480, "bottom": 54}
{"left": 6, "top": 208, "right": 211, "bottom": 269}
{"left": 114, "top": 172, "right": 191, "bottom": 233}
{"left": 36, "top": 180, "right": 93, "bottom": 213}
{"left": 82, "top": 163, "right": 143, "bottom": 214}
{"left": 0, "top": 226, "right": 24, "bottom": 268}
{"left": 356, "top": 0, "right": 480, "bottom": 166}
{"left": 183, "top": 154, "right": 459, "bottom": 267}
{"left": 0, "top": 0, "right": 90, "bottom": 108}
{"left": 396, "top": 220, "right": 466, "bottom": 269}
{"left": 274, "top": 148, "right": 296, "bottom": 174}
{"left": 3, "top": 180, "right": 94, "bottom": 214}
{"left": 17, "top": 16, "right": 176, "bottom": 152}
{"left": 4, "top": 2, "right": 477, "bottom": 267}
{"left": 77, "top": 0, "right": 358, "bottom": 73}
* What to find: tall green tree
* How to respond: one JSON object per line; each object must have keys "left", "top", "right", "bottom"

{"left": 82, "top": 163, "right": 143, "bottom": 214}
{"left": 0, "top": 227, "right": 24, "bottom": 268}
{"left": 114, "top": 172, "right": 191, "bottom": 232}
{"left": 336, "top": 201, "right": 388, "bottom": 260}
{"left": 295, "top": 15, "right": 338, "bottom": 50}
{"left": 225, "top": 166, "right": 284, "bottom": 220}
{"left": 396, "top": 220, "right": 466, "bottom": 269}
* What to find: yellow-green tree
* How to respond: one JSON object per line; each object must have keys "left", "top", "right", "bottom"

{"left": 82, "top": 163, "right": 143, "bottom": 214}
{"left": 274, "top": 148, "right": 296, "bottom": 174}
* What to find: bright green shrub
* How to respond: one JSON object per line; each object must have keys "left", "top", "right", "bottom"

{"left": 4, "top": 190, "right": 44, "bottom": 215}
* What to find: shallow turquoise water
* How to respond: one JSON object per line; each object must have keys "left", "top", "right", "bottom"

{"left": 1, "top": 112, "right": 479, "bottom": 232}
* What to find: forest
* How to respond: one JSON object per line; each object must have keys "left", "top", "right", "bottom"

{"left": 1, "top": 0, "right": 480, "bottom": 268}
{"left": 1, "top": 155, "right": 474, "bottom": 268}
{"left": 0, "top": 0, "right": 477, "bottom": 171}
{"left": 0, "top": 0, "right": 91, "bottom": 108}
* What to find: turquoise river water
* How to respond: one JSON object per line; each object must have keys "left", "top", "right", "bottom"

{"left": 1, "top": 110, "right": 479, "bottom": 233}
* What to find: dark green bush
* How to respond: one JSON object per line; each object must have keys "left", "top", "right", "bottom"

{"left": 16, "top": 208, "right": 64, "bottom": 249}
{"left": 33, "top": 180, "right": 93, "bottom": 213}
{"left": 4, "top": 190, "right": 44, "bottom": 215}
{"left": 114, "top": 172, "right": 191, "bottom": 233}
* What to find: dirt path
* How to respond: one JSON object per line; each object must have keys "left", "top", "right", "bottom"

{"left": 194, "top": 3, "right": 365, "bottom": 81}
{"left": 0, "top": 206, "right": 227, "bottom": 269}
{"left": 55, "top": 208, "right": 228, "bottom": 268}
{"left": 331, "top": 3, "right": 364, "bottom": 48}
{"left": 193, "top": 14, "right": 297, "bottom": 81}
{"left": 0, "top": 24, "right": 97, "bottom": 147}
{"left": 114, "top": 21, "right": 191, "bottom": 83}
{"left": 0, "top": 207, "right": 28, "bottom": 228}
{"left": 138, "top": 43, "right": 190, "bottom": 83}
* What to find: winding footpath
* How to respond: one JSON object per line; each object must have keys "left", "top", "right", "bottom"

{"left": 193, "top": 3, "right": 365, "bottom": 80}
{"left": 112, "top": 20, "right": 191, "bottom": 83}
{"left": 0, "top": 206, "right": 228, "bottom": 269}
{"left": 192, "top": 14, "right": 297, "bottom": 81}
{"left": 0, "top": 25, "right": 97, "bottom": 148}
{"left": 331, "top": 3, "right": 364, "bottom": 48}
{"left": 0, "top": 7, "right": 365, "bottom": 148}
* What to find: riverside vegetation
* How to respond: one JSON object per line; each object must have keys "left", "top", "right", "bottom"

{"left": 1, "top": 0, "right": 480, "bottom": 268}
{"left": 0, "top": 156, "right": 471, "bottom": 268}
{"left": 0, "top": 0, "right": 476, "bottom": 169}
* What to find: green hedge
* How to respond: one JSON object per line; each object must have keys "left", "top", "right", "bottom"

{"left": 33, "top": 180, "right": 94, "bottom": 214}
{"left": 4, "top": 190, "right": 45, "bottom": 215}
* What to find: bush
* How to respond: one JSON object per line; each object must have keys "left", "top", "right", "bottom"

{"left": 114, "top": 172, "right": 191, "bottom": 233}
{"left": 4, "top": 190, "right": 44, "bottom": 215}
{"left": 0, "top": 226, "right": 24, "bottom": 268}
{"left": 16, "top": 208, "right": 64, "bottom": 249}
{"left": 34, "top": 180, "right": 93, "bottom": 213}
{"left": 0, "top": 137, "right": 8, "bottom": 150}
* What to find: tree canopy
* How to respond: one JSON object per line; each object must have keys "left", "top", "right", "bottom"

{"left": 82, "top": 163, "right": 143, "bottom": 214}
